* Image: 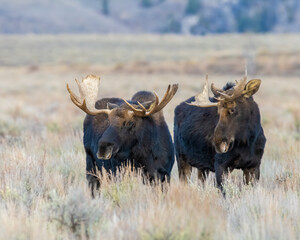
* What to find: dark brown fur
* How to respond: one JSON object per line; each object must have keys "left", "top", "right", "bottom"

{"left": 174, "top": 81, "right": 266, "bottom": 192}
{"left": 84, "top": 92, "right": 175, "bottom": 196}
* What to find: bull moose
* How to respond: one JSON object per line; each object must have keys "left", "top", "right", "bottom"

{"left": 67, "top": 75, "right": 178, "bottom": 195}
{"left": 174, "top": 75, "right": 266, "bottom": 192}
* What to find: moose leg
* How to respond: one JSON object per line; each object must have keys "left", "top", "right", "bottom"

{"left": 86, "top": 152, "right": 100, "bottom": 198}
{"left": 243, "top": 167, "right": 260, "bottom": 185}
{"left": 177, "top": 155, "right": 192, "bottom": 183}
{"left": 87, "top": 174, "right": 100, "bottom": 198}
{"left": 214, "top": 162, "right": 229, "bottom": 194}
{"left": 197, "top": 169, "right": 209, "bottom": 183}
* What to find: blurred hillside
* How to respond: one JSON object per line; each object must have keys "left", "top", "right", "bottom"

{"left": 1, "top": 0, "right": 300, "bottom": 34}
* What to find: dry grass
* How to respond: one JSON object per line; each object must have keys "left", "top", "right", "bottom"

{"left": 0, "top": 34, "right": 300, "bottom": 240}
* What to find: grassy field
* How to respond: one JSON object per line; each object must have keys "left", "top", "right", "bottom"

{"left": 0, "top": 34, "right": 300, "bottom": 240}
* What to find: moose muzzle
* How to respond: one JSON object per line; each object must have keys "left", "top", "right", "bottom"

{"left": 214, "top": 137, "right": 234, "bottom": 154}
{"left": 97, "top": 142, "right": 118, "bottom": 160}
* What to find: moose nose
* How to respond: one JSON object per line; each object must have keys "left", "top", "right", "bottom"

{"left": 218, "top": 142, "right": 229, "bottom": 153}
{"left": 214, "top": 137, "right": 234, "bottom": 154}
{"left": 97, "top": 142, "right": 114, "bottom": 160}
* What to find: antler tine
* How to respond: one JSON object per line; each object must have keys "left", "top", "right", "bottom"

{"left": 187, "top": 75, "right": 218, "bottom": 108}
{"left": 137, "top": 101, "right": 148, "bottom": 112}
{"left": 142, "top": 85, "right": 170, "bottom": 116}
{"left": 67, "top": 83, "right": 81, "bottom": 107}
{"left": 217, "top": 91, "right": 230, "bottom": 98}
{"left": 157, "top": 84, "right": 171, "bottom": 105}
{"left": 187, "top": 75, "right": 249, "bottom": 107}
{"left": 230, "top": 77, "right": 247, "bottom": 100}
{"left": 216, "top": 77, "right": 247, "bottom": 102}
{"left": 167, "top": 83, "right": 179, "bottom": 104}
{"left": 211, "top": 83, "right": 223, "bottom": 96}
{"left": 123, "top": 98, "right": 152, "bottom": 117}
{"left": 146, "top": 92, "right": 160, "bottom": 113}
{"left": 236, "top": 76, "right": 247, "bottom": 91}
{"left": 123, "top": 84, "right": 178, "bottom": 117}
{"left": 147, "top": 84, "right": 178, "bottom": 115}
{"left": 66, "top": 75, "right": 111, "bottom": 116}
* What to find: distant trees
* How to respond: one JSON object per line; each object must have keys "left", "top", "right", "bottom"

{"left": 232, "top": 0, "right": 278, "bottom": 32}
{"left": 183, "top": 0, "right": 300, "bottom": 34}
{"left": 163, "top": 15, "right": 182, "bottom": 33}
{"left": 78, "top": 0, "right": 300, "bottom": 34}
{"left": 141, "top": 0, "right": 154, "bottom": 8}
{"left": 140, "top": 0, "right": 165, "bottom": 8}
{"left": 102, "top": 0, "right": 109, "bottom": 15}
{"left": 191, "top": 6, "right": 232, "bottom": 34}
{"left": 185, "top": 0, "right": 201, "bottom": 15}
{"left": 78, "top": 0, "right": 110, "bottom": 15}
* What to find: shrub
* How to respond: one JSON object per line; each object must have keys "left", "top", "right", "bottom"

{"left": 47, "top": 188, "right": 102, "bottom": 238}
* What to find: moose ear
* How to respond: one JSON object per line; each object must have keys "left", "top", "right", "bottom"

{"left": 107, "top": 103, "right": 119, "bottom": 110}
{"left": 243, "top": 79, "right": 261, "bottom": 98}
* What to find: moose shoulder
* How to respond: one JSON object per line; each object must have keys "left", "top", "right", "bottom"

{"left": 67, "top": 75, "right": 178, "bottom": 196}
{"left": 174, "top": 76, "right": 266, "bottom": 192}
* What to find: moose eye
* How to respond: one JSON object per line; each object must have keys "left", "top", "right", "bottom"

{"left": 126, "top": 121, "right": 135, "bottom": 129}
{"left": 228, "top": 108, "right": 236, "bottom": 115}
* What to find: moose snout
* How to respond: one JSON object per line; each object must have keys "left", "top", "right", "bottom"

{"left": 213, "top": 137, "right": 234, "bottom": 154}
{"left": 97, "top": 141, "right": 117, "bottom": 160}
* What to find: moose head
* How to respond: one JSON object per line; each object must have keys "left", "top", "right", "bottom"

{"left": 188, "top": 75, "right": 261, "bottom": 154}
{"left": 67, "top": 75, "right": 178, "bottom": 160}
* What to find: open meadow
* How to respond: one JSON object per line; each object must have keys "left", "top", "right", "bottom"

{"left": 0, "top": 34, "right": 300, "bottom": 239}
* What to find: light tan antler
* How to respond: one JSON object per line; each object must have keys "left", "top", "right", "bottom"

{"left": 123, "top": 84, "right": 179, "bottom": 117}
{"left": 216, "top": 76, "right": 247, "bottom": 102}
{"left": 211, "top": 83, "right": 223, "bottom": 96}
{"left": 66, "top": 75, "right": 111, "bottom": 116}
{"left": 187, "top": 75, "right": 219, "bottom": 108}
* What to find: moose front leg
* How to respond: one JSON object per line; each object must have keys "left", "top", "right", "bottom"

{"left": 243, "top": 167, "right": 260, "bottom": 185}
{"left": 214, "top": 161, "right": 230, "bottom": 195}
{"left": 86, "top": 174, "right": 100, "bottom": 198}
{"left": 85, "top": 152, "right": 99, "bottom": 198}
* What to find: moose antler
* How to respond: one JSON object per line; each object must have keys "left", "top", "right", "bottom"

{"left": 211, "top": 83, "right": 223, "bottom": 96}
{"left": 66, "top": 75, "right": 111, "bottom": 116}
{"left": 123, "top": 84, "right": 179, "bottom": 117}
{"left": 187, "top": 75, "right": 219, "bottom": 108}
{"left": 216, "top": 76, "right": 247, "bottom": 102}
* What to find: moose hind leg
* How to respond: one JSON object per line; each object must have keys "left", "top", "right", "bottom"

{"left": 177, "top": 155, "right": 192, "bottom": 183}
{"left": 197, "top": 169, "right": 209, "bottom": 183}
{"left": 243, "top": 167, "right": 260, "bottom": 185}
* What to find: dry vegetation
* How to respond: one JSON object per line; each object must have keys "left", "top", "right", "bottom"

{"left": 0, "top": 34, "right": 300, "bottom": 240}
